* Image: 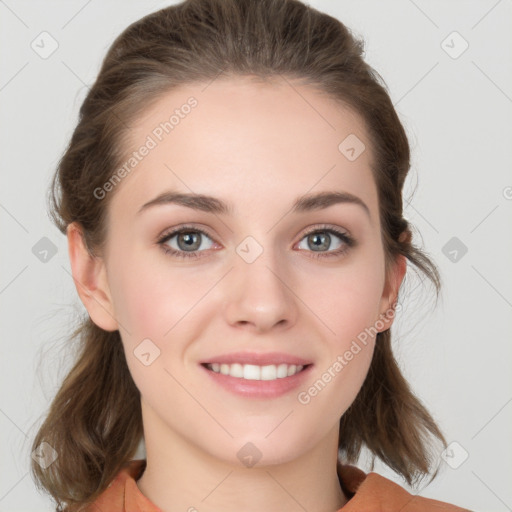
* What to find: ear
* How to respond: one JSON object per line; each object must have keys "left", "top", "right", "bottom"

{"left": 66, "top": 222, "right": 118, "bottom": 332}
{"left": 377, "top": 253, "right": 407, "bottom": 332}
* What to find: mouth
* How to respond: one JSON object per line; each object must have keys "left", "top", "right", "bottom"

{"left": 202, "top": 362, "right": 309, "bottom": 380}
{"left": 199, "top": 352, "right": 313, "bottom": 398}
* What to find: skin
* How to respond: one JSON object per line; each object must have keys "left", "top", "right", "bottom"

{"left": 68, "top": 76, "right": 406, "bottom": 512}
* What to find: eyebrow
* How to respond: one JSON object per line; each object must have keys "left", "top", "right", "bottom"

{"left": 137, "top": 190, "right": 370, "bottom": 217}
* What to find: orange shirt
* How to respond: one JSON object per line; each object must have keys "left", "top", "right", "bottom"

{"left": 84, "top": 459, "right": 471, "bottom": 511}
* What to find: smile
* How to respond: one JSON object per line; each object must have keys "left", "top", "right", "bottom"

{"left": 204, "top": 362, "right": 305, "bottom": 380}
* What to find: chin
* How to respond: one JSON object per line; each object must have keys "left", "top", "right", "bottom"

{"left": 211, "top": 429, "right": 315, "bottom": 469}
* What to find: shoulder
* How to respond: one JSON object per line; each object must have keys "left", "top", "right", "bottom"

{"left": 337, "top": 464, "right": 472, "bottom": 511}
{"left": 82, "top": 460, "right": 472, "bottom": 512}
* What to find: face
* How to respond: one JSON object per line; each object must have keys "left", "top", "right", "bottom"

{"left": 91, "top": 76, "right": 401, "bottom": 466}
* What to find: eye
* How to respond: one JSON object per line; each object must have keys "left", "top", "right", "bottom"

{"left": 157, "top": 226, "right": 217, "bottom": 259}
{"left": 296, "top": 226, "right": 355, "bottom": 259}
{"left": 157, "top": 224, "right": 355, "bottom": 260}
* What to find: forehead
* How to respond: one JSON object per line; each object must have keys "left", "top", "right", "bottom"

{"left": 112, "top": 76, "right": 377, "bottom": 217}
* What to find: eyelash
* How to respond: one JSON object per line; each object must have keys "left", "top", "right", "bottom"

{"left": 156, "top": 224, "right": 355, "bottom": 260}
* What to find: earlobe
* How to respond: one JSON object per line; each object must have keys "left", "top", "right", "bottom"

{"left": 66, "top": 222, "right": 118, "bottom": 332}
{"left": 377, "top": 254, "right": 407, "bottom": 332}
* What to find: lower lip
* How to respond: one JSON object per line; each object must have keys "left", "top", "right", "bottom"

{"left": 200, "top": 364, "right": 313, "bottom": 399}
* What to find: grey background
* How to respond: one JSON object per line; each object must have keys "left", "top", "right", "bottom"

{"left": 1, "top": 0, "right": 511, "bottom": 510}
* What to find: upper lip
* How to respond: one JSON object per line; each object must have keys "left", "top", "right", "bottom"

{"left": 202, "top": 352, "right": 313, "bottom": 366}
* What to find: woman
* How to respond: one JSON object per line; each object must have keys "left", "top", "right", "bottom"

{"left": 31, "top": 0, "right": 471, "bottom": 510}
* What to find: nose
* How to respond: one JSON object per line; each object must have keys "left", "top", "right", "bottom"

{"left": 223, "top": 248, "right": 299, "bottom": 334}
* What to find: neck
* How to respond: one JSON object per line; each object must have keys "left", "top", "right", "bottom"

{"left": 136, "top": 402, "right": 347, "bottom": 512}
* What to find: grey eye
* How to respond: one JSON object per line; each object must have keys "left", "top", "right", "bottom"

{"left": 297, "top": 231, "right": 345, "bottom": 252}
{"left": 165, "top": 231, "right": 214, "bottom": 252}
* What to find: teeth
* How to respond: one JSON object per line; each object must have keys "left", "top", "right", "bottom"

{"left": 261, "top": 365, "right": 276, "bottom": 380}
{"left": 206, "top": 363, "right": 304, "bottom": 380}
{"left": 243, "top": 364, "right": 260, "bottom": 380}
{"left": 231, "top": 363, "right": 244, "bottom": 378}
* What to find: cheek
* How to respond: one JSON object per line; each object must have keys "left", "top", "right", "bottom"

{"left": 295, "top": 277, "right": 379, "bottom": 432}
{"left": 107, "top": 246, "right": 205, "bottom": 338}
{"left": 106, "top": 248, "right": 221, "bottom": 389}
{"left": 296, "top": 250, "right": 385, "bottom": 405}
{"left": 303, "top": 254, "right": 386, "bottom": 344}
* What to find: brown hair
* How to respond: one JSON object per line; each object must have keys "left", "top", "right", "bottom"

{"left": 31, "top": 0, "right": 445, "bottom": 510}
